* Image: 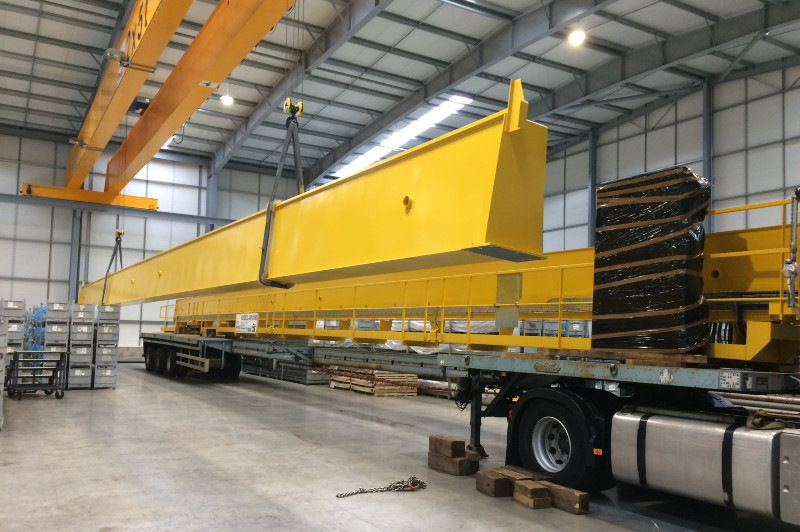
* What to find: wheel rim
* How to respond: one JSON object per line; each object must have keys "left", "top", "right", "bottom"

{"left": 531, "top": 416, "right": 571, "bottom": 473}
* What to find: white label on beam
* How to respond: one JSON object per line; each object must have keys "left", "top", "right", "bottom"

{"left": 236, "top": 313, "right": 258, "bottom": 334}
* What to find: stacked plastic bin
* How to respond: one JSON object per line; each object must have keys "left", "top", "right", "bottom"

{"left": 0, "top": 316, "right": 6, "bottom": 430}
{"left": 1, "top": 300, "right": 25, "bottom": 355}
{"left": 94, "top": 305, "right": 120, "bottom": 389}
{"left": 68, "top": 304, "right": 94, "bottom": 389}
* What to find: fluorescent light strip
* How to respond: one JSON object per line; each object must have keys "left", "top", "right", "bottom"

{"left": 333, "top": 95, "right": 473, "bottom": 178}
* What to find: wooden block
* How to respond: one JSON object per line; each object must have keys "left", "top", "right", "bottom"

{"left": 490, "top": 466, "right": 550, "bottom": 482}
{"left": 539, "top": 480, "right": 589, "bottom": 515}
{"left": 429, "top": 435, "right": 466, "bottom": 458}
{"left": 465, "top": 450, "right": 481, "bottom": 463}
{"left": 476, "top": 470, "right": 513, "bottom": 497}
{"left": 514, "top": 480, "right": 549, "bottom": 499}
{"left": 428, "top": 452, "right": 474, "bottom": 476}
{"left": 513, "top": 491, "right": 551, "bottom": 509}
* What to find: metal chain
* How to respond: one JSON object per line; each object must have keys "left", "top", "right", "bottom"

{"left": 336, "top": 476, "right": 426, "bottom": 498}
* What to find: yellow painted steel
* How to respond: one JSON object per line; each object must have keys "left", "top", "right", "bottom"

{"left": 264, "top": 80, "right": 547, "bottom": 286}
{"left": 104, "top": 0, "right": 296, "bottom": 197}
{"left": 64, "top": 0, "right": 192, "bottom": 190}
{"left": 22, "top": 183, "right": 158, "bottom": 210}
{"left": 79, "top": 210, "right": 267, "bottom": 305}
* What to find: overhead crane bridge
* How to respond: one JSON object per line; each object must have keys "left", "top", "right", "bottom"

{"left": 79, "top": 80, "right": 800, "bottom": 526}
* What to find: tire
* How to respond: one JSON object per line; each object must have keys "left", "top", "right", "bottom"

{"left": 44, "top": 390, "right": 54, "bottom": 396}
{"left": 164, "top": 350, "right": 178, "bottom": 378}
{"left": 517, "top": 400, "right": 611, "bottom": 492}
{"left": 155, "top": 348, "right": 167, "bottom": 375}
{"left": 55, "top": 390, "right": 64, "bottom": 399}
{"left": 144, "top": 345, "right": 158, "bottom": 373}
{"left": 175, "top": 362, "right": 189, "bottom": 378}
{"left": 222, "top": 354, "right": 241, "bottom": 378}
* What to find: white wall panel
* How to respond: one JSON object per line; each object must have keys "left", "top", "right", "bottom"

{"left": 565, "top": 150, "right": 589, "bottom": 190}
{"left": 119, "top": 323, "right": 141, "bottom": 348}
{"left": 230, "top": 191, "right": 259, "bottom": 218}
{"left": 20, "top": 138, "right": 54, "bottom": 165}
{"left": 51, "top": 208, "right": 72, "bottom": 244}
{"left": 714, "top": 153, "right": 747, "bottom": 199}
{"left": 746, "top": 144, "right": 783, "bottom": 194}
{"left": 0, "top": 162, "right": 17, "bottom": 193}
{"left": 646, "top": 126, "right": 675, "bottom": 171}
{"left": 677, "top": 91, "right": 702, "bottom": 121}
{"left": 174, "top": 164, "right": 198, "bottom": 186}
{"left": 216, "top": 190, "right": 232, "bottom": 219}
{"left": 170, "top": 222, "right": 199, "bottom": 247}
{"left": 120, "top": 304, "right": 141, "bottom": 321}
{"left": 13, "top": 241, "right": 50, "bottom": 279}
{"left": 747, "top": 95, "right": 783, "bottom": 146}
{"left": 748, "top": 74, "right": 781, "bottom": 100}
{"left": 545, "top": 158, "right": 565, "bottom": 195}
{"left": 19, "top": 163, "right": 55, "bottom": 186}
{"left": 48, "top": 244, "right": 70, "bottom": 281}
{"left": 0, "top": 240, "right": 12, "bottom": 274}
{"left": 0, "top": 206, "right": 15, "bottom": 238}
{"left": 145, "top": 219, "right": 172, "bottom": 252}
{"left": 564, "top": 189, "right": 589, "bottom": 226}
{"left": 172, "top": 186, "right": 199, "bottom": 215}
{"left": 142, "top": 301, "right": 166, "bottom": 322}
{"left": 230, "top": 169, "right": 260, "bottom": 193}
{"left": 747, "top": 191, "right": 784, "bottom": 228}
{"left": 542, "top": 230, "right": 564, "bottom": 253}
{"left": 543, "top": 195, "right": 564, "bottom": 231}
{"left": 597, "top": 143, "right": 617, "bottom": 183}
{"left": 0, "top": 134, "right": 19, "bottom": 159}
{"left": 618, "top": 134, "right": 645, "bottom": 178}
{"left": 676, "top": 117, "right": 703, "bottom": 164}
{"left": 16, "top": 205, "right": 52, "bottom": 240}
{"left": 786, "top": 138, "right": 800, "bottom": 183}
{"left": 564, "top": 226, "right": 588, "bottom": 250}
{"left": 715, "top": 79, "right": 745, "bottom": 108}
{"left": 88, "top": 213, "right": 119, "bottom": 247}
{"left": 786, "top": 90, "right": 800, "bottom": 138}
{"left": 146, "top": 159, "right": 174, "bottom": 183}
{"left": 715, "top": 106, "right": 746, "bottom": 154}
{"left": 147, "top": 182, "right": 175, "bottom": 211}
{"left": 118, "top": 216, "right": 145, "bottom": 250}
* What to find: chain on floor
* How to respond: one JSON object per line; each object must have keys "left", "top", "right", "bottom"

{"left": 336, "top": 476, "right": 427, "bottom": 498}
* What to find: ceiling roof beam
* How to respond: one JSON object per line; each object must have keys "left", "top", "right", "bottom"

{"left": 0, "top": 1, "right": 116, "bottom": 32}
{"left": 529, "top": 1, "right": 800, "bottom": 121}
{"left": 209, "top": 0, "right": 395, "bottom": 177}
{"left": 305, "top": 0, "right": 620, "bottom": 184}
{"left": 661, "top": 0, "right": 720, "bottom": 23}
{"left": 438, "top": 0, "right": 517, "bottom": 21}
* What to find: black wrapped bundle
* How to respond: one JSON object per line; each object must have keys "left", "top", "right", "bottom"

{"left": 591, "top": 166, "right": 711, "bottom": 351}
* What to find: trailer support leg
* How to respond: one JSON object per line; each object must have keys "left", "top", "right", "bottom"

{"left": 467, "top": 380, "right": 488, "bottom": 458}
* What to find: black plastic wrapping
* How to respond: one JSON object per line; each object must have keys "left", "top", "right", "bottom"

{"left": 591, "top": 166, "right": 711, "bottom": 351}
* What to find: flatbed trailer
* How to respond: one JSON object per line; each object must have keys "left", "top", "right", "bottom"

{"left": 87, "top": 86, "right": 800, "bottom": 526}
{"left": 140, "top": 330, "right": 800, "bottom": 526}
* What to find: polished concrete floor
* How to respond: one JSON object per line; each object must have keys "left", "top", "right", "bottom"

{"left": 0, "top": 364, "right": 793, "bottom": 531}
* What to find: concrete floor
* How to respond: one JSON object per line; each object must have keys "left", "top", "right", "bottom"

{"left": 0, "top": 364, "right": 793, "bottom": 532}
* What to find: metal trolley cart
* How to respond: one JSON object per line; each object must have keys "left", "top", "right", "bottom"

{"left": 6, "top": 350, "right": 66, "bottom": 400}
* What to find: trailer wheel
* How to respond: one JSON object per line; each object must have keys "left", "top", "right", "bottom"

{"left": 222, "top": 354, "right": 241, "bottom": 377}
{"left": 518, "top": 401, "right": 597, "bottom": 491}
{"left": 144, "top": 345, "right": 158, "bottom": 373}
{"left": 175, "top": 361, "right": 189, "bottom": 378}
{"left": 155, "top": 348, "right": 167, "bottom": 375}
{"left": 164, "top": 351, "right": 178, "bottom": 378}
{"left": 55, "top": 390, "right": 64, "bottom": 399}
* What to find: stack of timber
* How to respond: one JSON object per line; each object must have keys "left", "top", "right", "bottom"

{"left": 427, "top": 435, "right": 480, "bottom": 475}
{"left": 476, "top": 466, "right": 589, "bottom": 515}
{"left": 328, "top": 367, "right": 418, "bottom": 397}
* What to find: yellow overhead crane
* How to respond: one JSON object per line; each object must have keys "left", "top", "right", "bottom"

{"left": 22, "top": 0, "right": 297, "bottom": 210}
{"left": 78, "top": 80, "right": 800, "bottom": 366}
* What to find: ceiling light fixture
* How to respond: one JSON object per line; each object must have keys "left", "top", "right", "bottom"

{"left": 568, "top": 29, "right": 586, "bottom": 46}
{"left": 220, "top": 94, "right": 234, "bottom": 106}
{"left": 333, "top": 94, "right": 473, "bottom": 178}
